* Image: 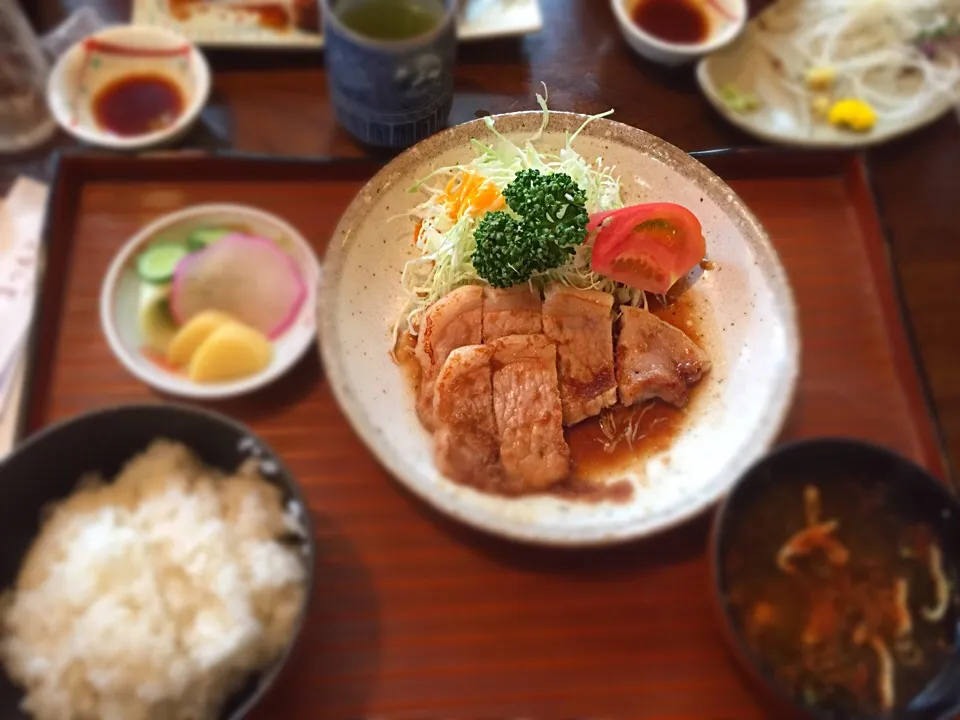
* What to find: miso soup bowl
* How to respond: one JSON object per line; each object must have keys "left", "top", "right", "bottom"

{"left": 710, "top": 438, "right": 960, "bottom": 720}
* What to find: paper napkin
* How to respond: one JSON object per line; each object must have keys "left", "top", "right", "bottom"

{"left": 0, "top": 178, "right": 48, "bottom": 457}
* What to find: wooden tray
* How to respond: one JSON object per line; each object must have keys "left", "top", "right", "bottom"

{"left": 15, "top": 149, "right": 950, "bottom": 717}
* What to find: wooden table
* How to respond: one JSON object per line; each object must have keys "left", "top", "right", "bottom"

{"left": 5, "top": 1, "right": 960, "bottom": 715}
{"left": 13, "top": 2, "right": 959, "bottom": 478}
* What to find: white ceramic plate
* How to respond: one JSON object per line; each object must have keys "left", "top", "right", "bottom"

{"left": 131, "top": 0, "right": 543, "bottom": 49}
{"left": 697, "top": 5, "right": 957, "bottom": 148}
{"left": 101, "top": 204, "right": 321, "bottom": 400}
{"left": 319, "top": 111, "right": 800, "bottom": 546}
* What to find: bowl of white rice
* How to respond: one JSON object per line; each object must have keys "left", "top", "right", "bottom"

{"left": 0, "top": 404, "right": 315, "bottom": 720}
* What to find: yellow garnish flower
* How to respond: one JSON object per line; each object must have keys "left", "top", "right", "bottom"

{"left": 828, "top": 99, "right": 877, "bottom": 133}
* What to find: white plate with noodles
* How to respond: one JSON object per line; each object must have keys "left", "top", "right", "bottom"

{"left": 697, "top": 0, "right": 960, "bottom": 148}
{"left": 318, "top": 102, "right": 799, "bottom": 546}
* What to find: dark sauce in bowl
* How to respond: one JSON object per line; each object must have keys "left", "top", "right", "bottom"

{"left": 93, "top": 74, "right": 185, "bottom": 137}
{"left": 631, "top": 0, "right": 710, "bottom": 44}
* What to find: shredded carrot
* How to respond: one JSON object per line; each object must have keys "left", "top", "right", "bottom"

{"left": 438, "top": 172, "right": 504, "bottom": 220}
{"left": 413, "top": 220, "right": 423, "bottom": 245}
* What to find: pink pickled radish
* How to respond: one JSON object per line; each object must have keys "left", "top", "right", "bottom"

{"left": 170, "top": 234, "right": 306, "bottom": 339}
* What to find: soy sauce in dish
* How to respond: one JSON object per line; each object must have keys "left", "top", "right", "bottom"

{"left": 631, "top": 0, "right": 710, "bottom": 45}
{"left": 92, "top": 74, "right": 184, "bottom": 137}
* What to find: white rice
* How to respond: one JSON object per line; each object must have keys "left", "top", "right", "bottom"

{"left": 0, "top": 440, "right": 307, "bottom": 720}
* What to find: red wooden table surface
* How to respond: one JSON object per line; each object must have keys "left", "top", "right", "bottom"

{"left": 13, "top": 0, "right": 960, "bottom": 477}
{"left": 13, "top": 151, "right": 942, "bottom": 717}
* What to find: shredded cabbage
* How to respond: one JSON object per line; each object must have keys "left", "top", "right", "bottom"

{"left": 395, "top": 90, "right": 645, "bottom": 341}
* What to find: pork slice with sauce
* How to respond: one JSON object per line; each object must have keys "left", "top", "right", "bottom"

{"left": 616, "top": 305, "right": 711, "bottom": 407}
{"left": 432, "top": 345, "right": 504, "bottom": 490}
{"left": 541, "top": 284, "right": 617, "bottom": 426}
{"left": 482, "top": 285, "right": 543, "bottom": 342}
{"left": 414, "top": 285, "right": 483, "bottom": 430}
{"left": 490, "top": 334, "right": 571, "bottom": 491}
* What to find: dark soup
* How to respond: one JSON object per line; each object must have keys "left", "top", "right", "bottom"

{"left": 93, "top": 74, "right": 184, "bottom": 137}
{"left": 723, "top": 478, "right": 958, "bottom": 717}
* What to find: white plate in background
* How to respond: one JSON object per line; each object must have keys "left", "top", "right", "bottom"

{"left": 131, "top": 0, "right": 543, "bottom": 49}
{"left": 696, "top": 0, "right": 958, "bottom": 148}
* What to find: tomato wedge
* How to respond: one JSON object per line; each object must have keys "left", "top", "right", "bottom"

{"left": 589, "top": 202, "right": 706, "bottom": 295}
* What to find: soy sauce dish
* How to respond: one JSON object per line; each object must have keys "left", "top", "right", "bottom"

{"left": 712, "top": 439, "right": 960, "bottom": 720}
{"left": 611, "top": 0, "right": 747, "bottom": 66}
{"left": 47, "top": 25, "right": 210, "bottom": 150}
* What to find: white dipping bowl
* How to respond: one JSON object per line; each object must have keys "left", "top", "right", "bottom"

{"left": 101, "top": 204, "right": 321, "bottom": 400}
{"left": 611, "top": 0, "right": 747, "bottom": 66}
{"left": 48, "top": 24, "right": 210, "bottom": 150}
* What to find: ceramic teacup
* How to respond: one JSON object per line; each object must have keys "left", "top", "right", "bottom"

{"left": 322, "top": 0, "right": 456, "bottom": 149}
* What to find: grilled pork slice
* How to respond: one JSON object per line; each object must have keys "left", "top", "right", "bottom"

{"left": 616, "top": 305, "right": 711, "bottom": 407}
{"left": 432, "top": 345, "right": 503, "bottom": 490}
{"left": 542, "top": 285, "right": 617, "bottom": 425}
{"left": 490, "top": 334, "right": 570, "bottom": 491}
{"left": 415, "top": 285, "right": 483, "bottom": 430}
{"left": 482, "top": 285, "right": 542, "bottom": 341}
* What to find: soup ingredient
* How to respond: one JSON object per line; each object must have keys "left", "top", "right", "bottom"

{"left": 828, "top": 97, "right": 878, "bottom": 132}
{"left": 137, "top": 241, "right": 189, "bottom": 283}
{"left": 589, "top": 202, "right": 706, "bottom": 295}
{"left": 471, "top": 168, "right": 589, "bottom": 289}
{"left": 399, "top": 92, "right": 645, "bottom": 342}
{"left": 0, "top": 440, "right": 306, "bottom": 720}
{"left": 481, "top": 285, "right": 543, "bottom": 341}
{"left": 188, "top": 320, "right": 273, "bottom": 383}
{"left": 186, "top": 226, "right": 233, "bottom": 252}
{"left": 725, "top": 480, "right": 958, "bottom": 717}
{"left": 337, "top": 0, "right": 444, "bottom": 41}
{"left": 93, "top": 73, "right": 184, "bottom": 137}
{"left": 921, "top": 543, "right": 950, "bottom": 622}
{"left": 749, "top": 0, "right": 960, "bottom": 135}
{"left": 631, "top": 0, "right": 710, "bottom": 45}
{"left": 542, "top": 285, "right": 617, "bottom": 425}
{"left": 414, "top": 284, "right": 483, "bottom": 430}
{"left": 616, "top": 305, "right": 711, "bottom": 407}
{"left": 166, "top": 308, "right": 234, "bottom": 366}
{"left": 170, "top": 234, "right": 306, "bottom": 339}
{"left": 138, "top": 283, "right": 178, "bottom": 355}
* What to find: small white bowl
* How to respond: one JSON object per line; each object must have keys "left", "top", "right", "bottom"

{"left": 100, "top": 204, "right": 321, "bottom": 400}
{"left": 47, "top": 24, "right": 210, "bottom": 150}
{"left": 611, "top": 0, "right": 746, "bottom": 66}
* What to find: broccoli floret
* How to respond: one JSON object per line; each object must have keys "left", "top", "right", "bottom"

{"left": 471, "top": 169, "right": 589, "bottom": 289}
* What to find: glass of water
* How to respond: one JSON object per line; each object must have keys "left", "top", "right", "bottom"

{"left": 0, "top": 3, "right": 56, "bottom": 154}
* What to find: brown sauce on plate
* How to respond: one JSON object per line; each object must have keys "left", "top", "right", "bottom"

{"left": 393, "top": 293, "right": 704, "bottom": 503}
{"left": 93, "top": 74, "right": 184, "bottom": 137}
{"left": 631, "top": 0, "right": 710, "bottom": 45}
